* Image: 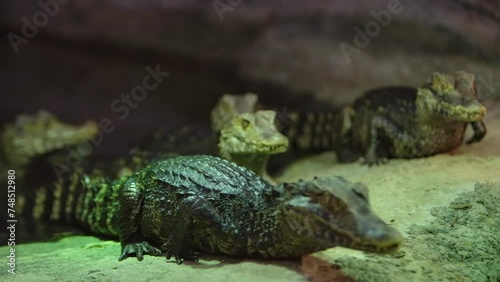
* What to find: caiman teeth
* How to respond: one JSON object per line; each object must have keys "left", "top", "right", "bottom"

{"left": 266, "top": 144, "right": 287, "bottom": 152}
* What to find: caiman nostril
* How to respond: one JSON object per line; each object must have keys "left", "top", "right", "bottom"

{"left": 354, "top": 216, "right": 404, "bottom": 253}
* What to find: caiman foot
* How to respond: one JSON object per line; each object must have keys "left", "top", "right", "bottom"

{"left": 466, "top": 121, "right": 487, "bottom": 144}
{"left": 364, "top": 136, "right": 389, "bottom": 166}
{"left": 162, "top": 242, "right": 199, "bottom": 264}
{"left": 362, "top": 153, "right": 388, "bottom": 166}
{"left": 119, "top": 241, "right": 162, "bottom": 261}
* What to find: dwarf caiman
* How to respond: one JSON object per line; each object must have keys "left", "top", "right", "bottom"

{"left": 280, "top": 71, "right": 487, "bottom": 164}
{"left": 22, "top": 155, "right": 402, "bottom": 264}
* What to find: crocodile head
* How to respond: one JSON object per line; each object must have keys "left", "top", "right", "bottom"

{"left": 218, "top": 110, "right": 289, "bottom": 157}
{"left": 416, "top": 71, "right": 487, "bottom": 122}
{"left": 211, "top": 93, "right": 259, "bottom": 132}
{"left": 279, "top": 177, "right": 403, "bottom": 254}
{"left": 1, "top": 110, "right": 98, "bottom": 168}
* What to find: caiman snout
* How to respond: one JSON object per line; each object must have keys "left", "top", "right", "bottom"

{"left": 355, "top": 220, "right": 404, "bottom": 253}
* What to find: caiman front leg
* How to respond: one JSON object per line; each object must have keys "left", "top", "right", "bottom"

{"left": 466, "top": 120, "right": 486, "bottom": 144}
{"left": 118, "top": 179, "right": 162, "bottom": 261}
{"left": 365, "top": 116, "right": 415, "bottom": 165}
{"left": 162, "top": 195, "right": 236, "bottom": 264}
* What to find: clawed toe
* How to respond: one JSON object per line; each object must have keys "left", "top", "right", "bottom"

{"left": 162, "top": 243, "right": 199, "bottom": 264}
{"left": 119, "top": 242, "right": 162, "bottom": 261}
{"left": 362, "top": 156, "right": 387, "bottom": 166}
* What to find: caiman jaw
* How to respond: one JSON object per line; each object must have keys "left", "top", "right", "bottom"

{"left": 349, "top": 226, "right": 403, "bottom": 253}
{"left": 281, "top": 177, "right": 404, "bottom": 255}
{"left": 255, "top": 141, "right": 289, "bottom": 154}
{"left": 313, "top": 217, "right": 403, "bottom": 254}
{"left": 226, "top": 138, "right": 289, "bottom": 155}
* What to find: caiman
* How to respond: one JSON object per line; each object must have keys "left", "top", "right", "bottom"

{"left": 280, "top": 71, "right": 487, "bottom": 164}
{"left": 140, "top": 94, "right": 288, "bottom": 178}
{"left": 23, "top": 155, "right": 403, "bottom": 264}
{"left": 0, "top": 110, "right": 98, "bottom": 178}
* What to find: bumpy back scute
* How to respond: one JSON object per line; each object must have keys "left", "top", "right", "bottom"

{"left": 149, "top": 155, "right": 274, "bottom": 206}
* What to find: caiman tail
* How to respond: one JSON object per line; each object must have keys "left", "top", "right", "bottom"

{"left": 17, "top": 168, "right": 121, "bottom": 242}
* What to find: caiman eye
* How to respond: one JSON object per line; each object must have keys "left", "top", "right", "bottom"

{"left": 352, "top": 183, "right": 370, "bottom": 202}
{"left": 353, "top": 190, "right": 368, "bottom": 201}
{"left": 241, "top": 119, "right": 250, "bottom": 129}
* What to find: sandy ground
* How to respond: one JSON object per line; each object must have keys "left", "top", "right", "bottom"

{"left": 1, "top": 101, "right": 499, "bottom": 282}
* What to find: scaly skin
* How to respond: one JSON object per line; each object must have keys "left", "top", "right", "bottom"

{"left": 218, "top": 111, "right": 289, "bottom": 177}
{"left": 28, "top": 155, "right": 402, "bottom": 263}
{"left": 0, "top": 110, "right": 98, "bottom": 177}
{"left": 350, "top": 71, "right": 487, "bottom": 164}
{"left": 117, "top": 156, "right": 402, "bottom": 262}
{"left": 80, "top": 109, "right": 288, "bottom": 182}
{"left": 140, "top": 94, "right": 288, "bottom": 178}
{"left": 1, "top": 111, "right": 99, "bottom": 239}
{"left": 280, "top": 71, "right": 487, "bottom": 164}
{"left": 211, "top": 93, "right": 288, "bottom": 178}
{"left": 282, "top": 107, "right": 355, "bottom": 161}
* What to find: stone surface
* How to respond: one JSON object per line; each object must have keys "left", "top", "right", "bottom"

{"left": 3, "top": 0, "right": 500, "bottom": 108}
